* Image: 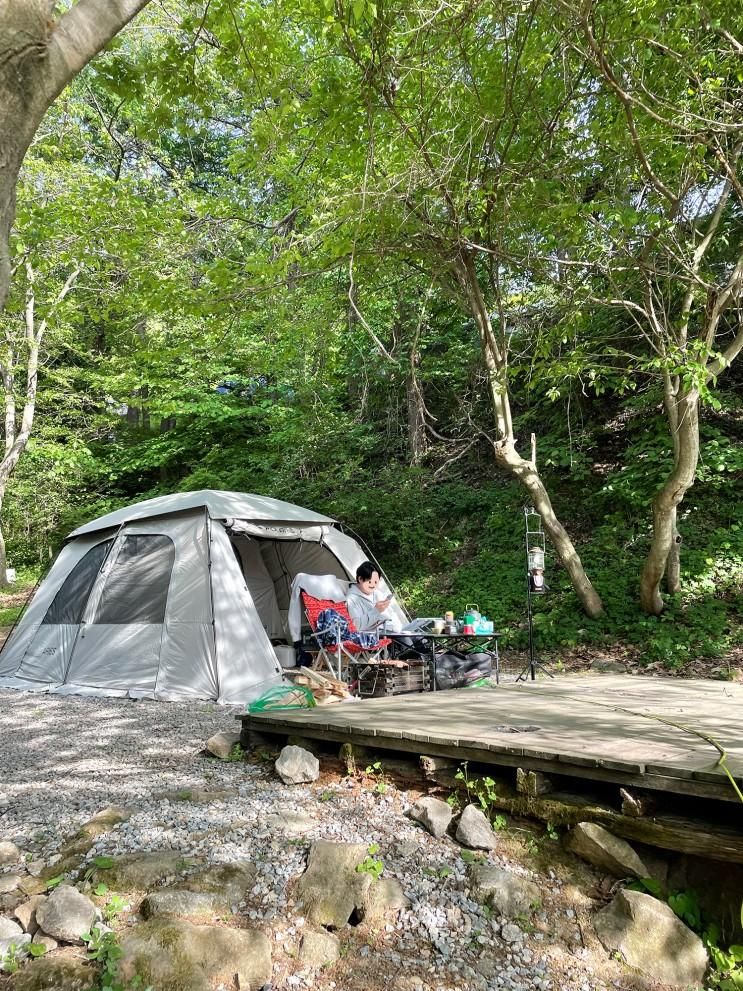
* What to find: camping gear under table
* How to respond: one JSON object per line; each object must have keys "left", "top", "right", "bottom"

{"left": 386, "top": 632, "right": 501, "bottom": 690}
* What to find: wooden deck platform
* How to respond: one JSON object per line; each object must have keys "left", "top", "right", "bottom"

{"left": 239, "top": 674, "right": 743, "bottom": 804}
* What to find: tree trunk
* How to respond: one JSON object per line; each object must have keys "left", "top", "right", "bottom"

{"left": 0, "top": 494, "right": 8, "bottom": 588}
{"left": 456, "top": 251, "right": 604, "bottom": 618}
{"left": 494, "top": 438, "right": 604, "bottom": 618}
{"left": 0, "top": 0, "right": 152, "bottom": 311}
{"left": 639, "top": 388, "right": 700, "bottom": 615}
{"left": 406, "top": 372, "right": 427, "bottom": 465}
{"left": 666, "top": 507, "right": 682, "bottom": 594}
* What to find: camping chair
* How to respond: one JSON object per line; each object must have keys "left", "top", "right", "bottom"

{"left": 300, "top": 591, "right": 391, "bottom": 681}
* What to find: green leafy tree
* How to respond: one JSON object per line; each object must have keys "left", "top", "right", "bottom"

{"left": 0, "top": 0, "right": 152, "bottom": 312}
{"left": 548, "top": 0, "right": 743, "bottom": 613}
{"left": 184, "top": 0, "right": 605, "bottom": 615}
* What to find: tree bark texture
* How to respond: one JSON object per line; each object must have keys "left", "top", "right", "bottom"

{"left": 0, "top": 515, "right": 7, "bottom": 589}
{"left": 406, "top": 372, "right": 427, "bottom": 465}
{"left": 455, "top": 252, "right": 604, "bottom": 619}
{"left": 0, "top": 0, "right": 151, "bottom": 311}
{"left": 639, "top": 388, "right": 700, "bottom": 615}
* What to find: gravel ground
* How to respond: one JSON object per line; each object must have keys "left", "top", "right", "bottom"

{"left": 0, "top": 690, "right": 657, "bottom": 991}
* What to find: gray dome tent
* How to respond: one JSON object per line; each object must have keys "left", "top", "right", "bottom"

{"left": 0, "top": 490, "right": 405, "bottom": 703}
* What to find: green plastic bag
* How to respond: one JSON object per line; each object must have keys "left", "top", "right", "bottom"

{"left": 247, "top": 684, "right": 316, "bottom": 713}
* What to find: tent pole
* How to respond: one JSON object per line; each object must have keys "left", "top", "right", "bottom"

{"left": 206, "top": 508, "right": 219, "bottom": 700}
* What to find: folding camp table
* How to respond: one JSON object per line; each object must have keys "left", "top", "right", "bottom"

{"left": 385, "top": 632, "right": 501, "bottom": 690}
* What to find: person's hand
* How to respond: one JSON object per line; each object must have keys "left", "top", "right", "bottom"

{"left": 375, "top": 596, "right": 393, "bottom": 612}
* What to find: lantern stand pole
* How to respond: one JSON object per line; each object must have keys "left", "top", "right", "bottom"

{"left": 516, "top": 506, "right": 554, "bottom": 682}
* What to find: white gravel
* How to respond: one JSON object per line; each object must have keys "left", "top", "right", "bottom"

{"left": 0, "top": 690, "right": 626, "bottom": 991}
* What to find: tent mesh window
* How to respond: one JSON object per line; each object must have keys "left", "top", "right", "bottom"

{"left": 92, "top": 534, "right": 175, "bottom": 625}
{"left": 41, "top": 539, "right": 114, "bottom": 625}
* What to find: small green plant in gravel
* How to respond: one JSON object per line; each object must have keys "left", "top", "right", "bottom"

{"left": 225, "top": 743, "right": 246, "bottom": 762}
{"left": 455, "top": 762, "right": 504, "bottom": 824}
{"left": 356, "top": 843, "right": 384, "bottom": 880}
{"left": 82, "top": 924, "right": 153, "bottom": 991}
{"left": 1, "top": 943, "right": 22, "bottom": 973}
{"left": 364, "top": 760, "right": 388, "bottom": 795}
{"left": 459, "top": 850, "right": 484, "bottom": 865}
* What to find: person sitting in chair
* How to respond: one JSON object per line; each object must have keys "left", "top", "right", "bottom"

{"left": 346, "top": 561, "right": 400, "bottom": 633}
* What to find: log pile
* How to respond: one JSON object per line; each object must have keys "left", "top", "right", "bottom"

{"left": 284, "top": 666, "right": 350, "bottom": 705}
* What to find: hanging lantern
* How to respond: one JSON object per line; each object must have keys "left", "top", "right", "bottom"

{"left": 528, "top": 545, "right": 546, "bottom": 593}
{"left": 528, "top": 546, "right": 545, "bottom": 572}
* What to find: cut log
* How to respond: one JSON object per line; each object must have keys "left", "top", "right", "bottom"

{"left": 497, "top": 789, "right": 743, "bottom": 863}
{"left": 420, "top": 764, "right": 743, "bottom": 863}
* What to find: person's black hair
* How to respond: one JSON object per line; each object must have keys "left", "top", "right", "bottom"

{"left": 356, "top": 560, "right": 378, "bottom": 582}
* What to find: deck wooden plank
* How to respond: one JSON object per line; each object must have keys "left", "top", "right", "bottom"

{"left": 240, "top": 675, "right": 743, "bottom": 802}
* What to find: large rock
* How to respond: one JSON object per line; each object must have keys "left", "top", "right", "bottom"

{"left": 91, "top": 851, "right": 187, "bottom": 890}
{"left": 300, "top": 929, "right": 340, "bottom": 968}
{"left": 266, "top": 808, "right": 315, "bottom": 836}
{"left": 296, "top": 841, "right": 409, "bottom": 928}
{"left": 34, "top": 885, "right": 98, "bottom": 943}
{"left": 206, "top": 731, "right": 242, "bottom": 760}
{"left": 140, "top": 890, "right": 223, "bottom": 920}
{"left": 9, "top": 955, "right": 95, "bottom": 990}
{"left": 565, "top": 822, "right": 648, "bottom": 878}
{"left": 468, "top": 864, "right": 542, "bottom": 917}
{"left": 410, "top": 797, "right": 453, "bottom": 839}
{"left": 594, "top": 889, "right": 708, "bottom": 988}
{"left": 0, "top": 916, "right": 24, "bottom": 941}
{"left": 14, "top": 895, "right": 46, "bottom": 934}
{"left": 455, "top": 805, "right": 497, "bottom": 851}
{"left": 118, "top": 918, "right": 271, "bottom": 991}
{"left": 60, "top": 806, "right": 133, "bottom": 858}
{"left": 0, "top": 842, "right": 21, "bottom": 865}
{"left": 0, "top": 875, "right": 21, "bottom": 894}
{"left": 179, "top": 861, "right": 256, "bottom": 906}
{"left": 139, "top": 861, "right": 257, "bottom": 920}
{"left": 275, "top": 745, "right": 319, "bottom": 785}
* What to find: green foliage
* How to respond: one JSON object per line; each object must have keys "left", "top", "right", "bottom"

{"left": 225, "top": 743, "right": 246, "bottom": 763}
{"left": 364, "top": 760, "right": 388, "bottom": 795}
{"left": 0, "top": 942, "right": 22, "bottom": 973}
{"left": 1, "top": 0, "right": 742, "bottom": 682}
{"left": 356, "top": 843, "right": 384, "bottom": 880}
{"left": 82, "top": 923, "right": 153, "bottom": 991}
{"left": 454, "top": 763, "right": 505, "bottom": 828}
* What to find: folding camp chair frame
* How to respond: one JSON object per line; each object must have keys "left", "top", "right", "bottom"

{"left": 300, "top": 592, "right": 391, "bottom": 682}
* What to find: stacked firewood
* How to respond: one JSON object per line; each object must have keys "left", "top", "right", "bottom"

{"left": 284, "top": 666, "right": 351, "bottom": 704}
